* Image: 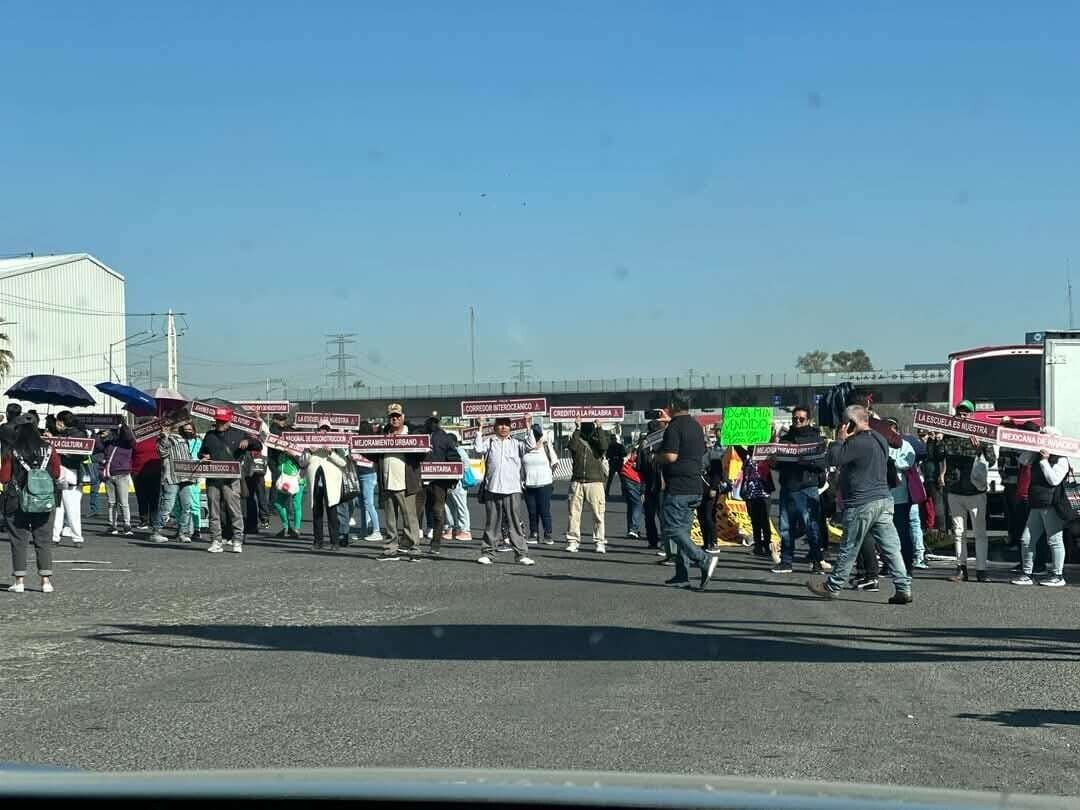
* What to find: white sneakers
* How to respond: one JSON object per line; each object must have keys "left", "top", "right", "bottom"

{"left": 178, "top": 535, "right": 193, "bottom": 544}
{"left": 207, "top": 541, "right": 224, "bottom": 553}
{"left": 565, "top": 543, "right": 580, "bottom": 553}
{"left": 348, "top": 517, "right": 357, "bottom": 528}
{"left": 477, "top": 555, "right": 493, "bottom": 565}
{"left": 42, "top": 581, "right": 54, "bottom": 593}
{"left": 226, "top": 542, "right": 243, "bottom": 553}
{"left": 365, "top": 532, "right": 384, "bottom": 542}
{"left": 150, "top": 533, "right": 170, "bottom": 544}
{"left": 424, "top": 529, "right": 434, "bottom": 540}
{"left": 518, "top": 557, "right": 536, "bottom": 566}
{"left": 8, "top": 582, "right": 24, "bottom": 593}
{"left": 209, "top": 540, "right": 242, "bottom": 553}
{"left": 595, "top": 543, "right": 607, "bottom": 554}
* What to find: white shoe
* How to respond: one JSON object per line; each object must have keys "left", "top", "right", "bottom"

{"left": 655, "top": 549, "right": 668, "bottom": 557}
{"left": 8, "top": 582, "right": 24, "bottom": 593}
{"left": 179, "top": 535, "right": 193, "bottom": 544}
{"left": 227, "top": 542, "right": 243, "bottom": 553}
{"left": 424, "top": 529, "right": 434, "bottom": 540}
{"left": 518, "top": 556, "right": 536, "bottom": 566}
{"left": 348, "top": 517, "right": 357, "bottom": 528}
{"left": 41, "top": 581, "right": 54, "bottom": 594}
{"left": 365, "top": 532, "right": 383, "bottom": 542}
{"left": 477, "top": 555, "right": 493, "bottom": 565}
{"left": 62, "top": 526, "right": 73, "bottom": 538}
{"left": 818, "top": 559, "right": 833, "bottom": 573}
{"left": 207, "top": 541, "right": 224, "bottom": 553}
{"left": 565, "top": 543, "right": 579, "bottom": 553}
{"left": 150, "top": 532, "right": 170, "bottom": 544}
{"left": 595, "top": 543, "right": 607, "bottom": 554}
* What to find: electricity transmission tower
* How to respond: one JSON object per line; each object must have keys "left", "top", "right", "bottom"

{"left": 326, "top": 333, "right": 358, "bottom": 395}
{"left": 510, "top": 359, "right": 533, "bottom": 384}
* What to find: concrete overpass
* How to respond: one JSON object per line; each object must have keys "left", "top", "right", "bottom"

{"left": 298, "top": 368, "right": 949, "bottom": 420}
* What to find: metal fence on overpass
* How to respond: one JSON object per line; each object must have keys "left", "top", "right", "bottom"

{"left": 331, "top": 368, "right": 950, "bottom": 401}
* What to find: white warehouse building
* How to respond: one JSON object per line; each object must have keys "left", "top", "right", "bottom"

{"left": 0, "top": 253, "right": 127, "bottom": 414}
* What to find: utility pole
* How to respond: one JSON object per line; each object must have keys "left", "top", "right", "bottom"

{"left": 326, "top": 333, "right": 357, "bottom": 396}
{"left": 687, "top": 368, "right": 696, "bottom": 387}
{"left": 510, "top": 359, "right": 533, "bottom": 385}
{"left": 166, "top": 309, "right": 178, "bottom": 390}
{"left": 470, "top": 306, "right": 476, "bottom": 384}
{"left": 1067, "top": 263, "right": 1075, "bottom": 329}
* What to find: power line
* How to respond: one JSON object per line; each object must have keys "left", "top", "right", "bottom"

{"left": 182, "top": 353, "right": 324, "bottom": 368}
{"left": 0, "top": 291, "right": 185, "bottom": 318}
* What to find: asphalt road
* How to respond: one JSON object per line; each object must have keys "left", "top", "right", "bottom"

{"left": 2, "top": 482, "right": 1078, "bottom": 797}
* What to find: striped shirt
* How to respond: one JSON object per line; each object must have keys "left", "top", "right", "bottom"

{"left": 157, "top": 432, "right": 193, "bottom": 485}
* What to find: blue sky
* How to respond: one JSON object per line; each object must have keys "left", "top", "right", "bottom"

{"left": 2, "top": 1, "right": 1078, "bottom": 396}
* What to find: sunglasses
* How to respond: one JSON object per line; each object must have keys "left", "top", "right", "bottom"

{"left": 793, "top": 415, "right": 809, "bottom": 422}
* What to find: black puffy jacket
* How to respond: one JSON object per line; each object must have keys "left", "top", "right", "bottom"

{"left": 776, "top": 425, "right": 826, "bottom": 491}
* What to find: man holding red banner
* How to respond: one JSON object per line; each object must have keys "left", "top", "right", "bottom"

{"left": 940, "top": 400, "right": 997, "bottom": 583}
{"left": 200, "top": 408, "right": 261, "bottom": 554}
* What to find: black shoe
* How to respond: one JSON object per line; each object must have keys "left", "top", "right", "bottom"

{"left": 752, "top": 544, "right": 767, "bottom": 557}
{"left": 853, "top": 577, "right": 880, "bottom": 592}
{"left": 975, "top": 570, "right": 988, "bottom": 583}
{"left": 376, "top": 553, "right": 401, "bottom": 561}
{"left": 949, "top": 565, "right": 968, "bottom": 583}
{"left": 287, "top": 529, "right": 300, "bottom": 540}
{"left": 888, "top": 591, "right": 913, "bottom": 605}
{"left": 664, "top": 575, "right": 690, "bottom": 586}
{"left": 771, "top": 564, "right": 794, "bottom": 574}
{"left": 313, "top": 541, "right": 324, "bottom": 549}
{"left": 275, "top": 529, "right": 287, "bottom": 539}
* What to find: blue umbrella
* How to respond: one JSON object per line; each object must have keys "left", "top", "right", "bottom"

{"left": 6, "top": 374, "right": 96, "bottom": 408}
{"left": 95, "top": 382, "right": 156, "bottom": 416}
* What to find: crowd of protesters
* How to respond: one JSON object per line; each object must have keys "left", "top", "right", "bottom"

{"left": 3, "top": 391, "right": 1075, "bottom": 598}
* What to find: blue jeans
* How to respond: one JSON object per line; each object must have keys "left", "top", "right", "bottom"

{"left": 621, "top": 477, "right": 642, "bottom": 533}
{"left": 152, "top": 482, "right": 194, "bottom": 537}
{"left": 87, "top": 461, "right": 101, "bottom": 514}
{"left": 779, "top": 486, "right": 823, "bottom": 565}
{"left": 827, "top": 497, "right": 912, "bottom": 594}
{"left": 336, "top": 502, "right": 352, "bottom": 540}
{"left": 357, "top": 472, "right": 379, "bottom": 535}
{"left": 662, "top": 493, "right": 706, "bottom": 580}
{"left": 909, "top": 503, "right": 925, "bottom": 563}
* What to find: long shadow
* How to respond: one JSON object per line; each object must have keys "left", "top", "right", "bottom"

{"left": 88, "top": 621, "right": 1080, "bottom": 664}
{"left": 955, "top": 710, "right": 1080, "bottom": 728}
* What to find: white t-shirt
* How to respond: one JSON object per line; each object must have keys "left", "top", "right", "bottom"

{"left": 522, "top": 442, "right": 556, "bottom": 488}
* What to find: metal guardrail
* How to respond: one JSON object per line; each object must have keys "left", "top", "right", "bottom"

{"left": 332, "top": 369, "right": 950, "bottom": 401}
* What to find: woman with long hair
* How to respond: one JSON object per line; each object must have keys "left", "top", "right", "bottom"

{"left": 3, "top": 421, "right": 62, "bottom": 593}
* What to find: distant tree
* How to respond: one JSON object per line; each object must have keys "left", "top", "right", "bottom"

{"left": 0, "top": 328, "right": 13, "bottom": 381}
{"left": 796, "top": 350, "right": 831, "bottom": 373}
{"left": 796, "top": 348, "right": 874, "bottom": 373}
{"left": 830, "top": 350, "right": 874, "bottom": 372}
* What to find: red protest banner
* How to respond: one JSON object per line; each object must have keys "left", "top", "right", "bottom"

{"left": 752, "top": 442, "right": 828, "bottom": 462}
{"left": 460, "top": 397, "right": 547, "bottom": 417}
{"left": 174, "top": 460, "right": 242, "bottom": 479}
{"left": 351, "top": 453, "right": 375, "bottom": 468}
{"left": 78, "top": 413, "right": 125, "bottom": 431}
{"left": 421, "top": 462, "right": 464, "bottom": 480}
{"left": 190, "top": 401, "right": 263, "bottom": 436}
{"left": 912, "top": 409, "right": 997, "bottom": 442}
{"left": 280, "top": 431, "right": 351, "bottom": 450}
{"left": 233, "top": 400, "right": 290, "bottom": 414}
{"left": 549, "top": 405, "right": 625, "bottom": 422}
{"left": 461, "top": 417, "right": 529, "bottom": 440}
{"left": 349, "top": 435, "right": 431, "bottom": 454}
{"left": 997, "top": 427, "right": 1080, "bottom": 457}
{"left": 133, "top": 418, "right": 164, "bottom": 441}
{"left": 293, "top": 412, "right": 360, "bottom": 429}
{"left": 263, "top": 433, "right": 303, "bottom": 456}
{"left": 46, "top": 436, "right": 95, "bottom": 455}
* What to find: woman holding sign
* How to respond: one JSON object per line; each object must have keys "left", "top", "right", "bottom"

{"left": 1011, "top": 427, "right": 1070, "bottom": 587}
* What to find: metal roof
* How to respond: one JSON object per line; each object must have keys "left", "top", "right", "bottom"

{"left": 0, "top": 253, "right": 124, "bottom": 282}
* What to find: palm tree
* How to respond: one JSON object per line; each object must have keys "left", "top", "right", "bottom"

{"left": 0, "top": 329, "right": 13, "bottom": 381}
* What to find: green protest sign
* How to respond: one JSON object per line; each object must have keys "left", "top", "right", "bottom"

{"left": 720, "top": 407, "right": 773, "bottom": 446}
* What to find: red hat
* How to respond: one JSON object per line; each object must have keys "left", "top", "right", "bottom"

{"left": 214, "top": 408, "right": 234, "bottom": 423}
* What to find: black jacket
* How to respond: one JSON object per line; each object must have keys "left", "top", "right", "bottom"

{"left": 423, "top": 427, "right": 461, "bottom": 486}
{"left": 57, "top": 425, "right": 90, "bottom": 472}
{"left": 200, "top": 428, "right": 262, "bottom": 463}
{"left": 776, "top": 425, "right": 826, "bottom": 491}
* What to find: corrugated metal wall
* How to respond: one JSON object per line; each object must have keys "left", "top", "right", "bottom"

{"left": 0, "top": 257, "right": 127, "bottom": 414}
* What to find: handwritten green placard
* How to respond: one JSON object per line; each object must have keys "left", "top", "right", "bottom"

{"left": 721, "top": 407, "right": 773, "bottom": 446}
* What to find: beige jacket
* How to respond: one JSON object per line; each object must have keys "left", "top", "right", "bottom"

{"left": 304, "top": 449, "right": 348, "bottom": 508}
